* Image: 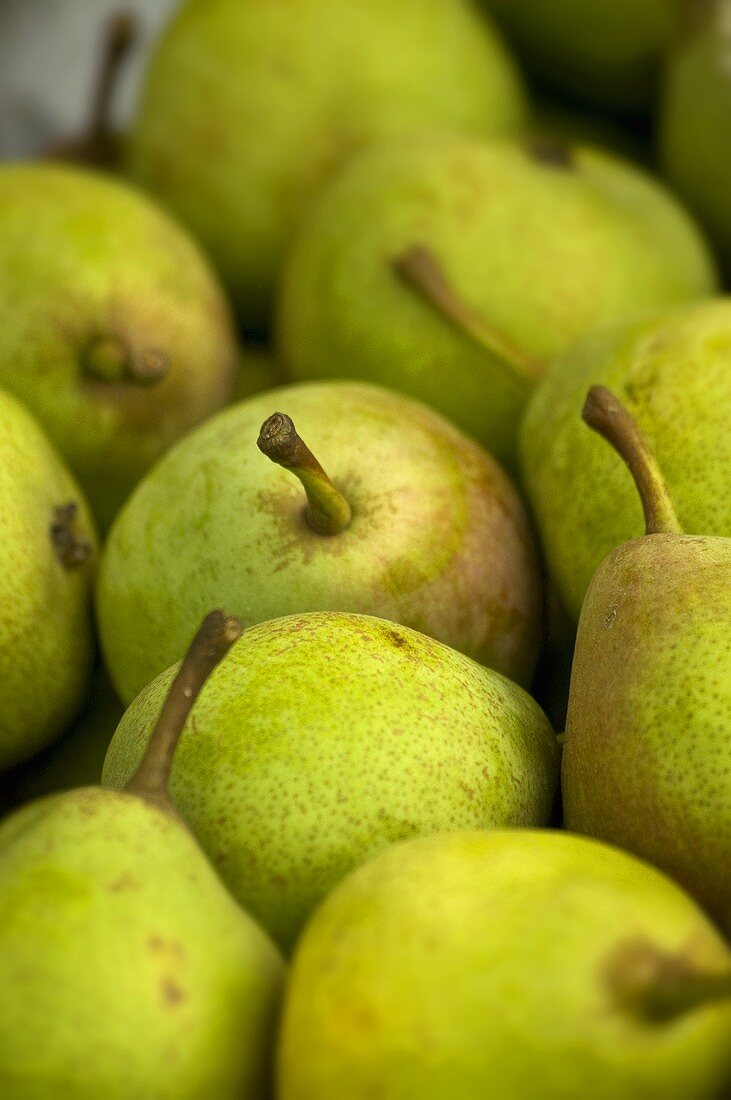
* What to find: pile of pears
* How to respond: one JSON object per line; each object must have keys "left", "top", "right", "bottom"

{"left": 0, "top": 1, "right": 729, "bottom": 1096}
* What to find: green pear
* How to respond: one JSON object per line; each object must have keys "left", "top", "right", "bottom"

{"left": 478, "top": 0, "right": 676, "bottom": 112}
{"left": 0, "top": 611, "right": 284, "bottom": 1099}
{"left": 124, "top": 0, "right": 527, "bottom": 330}
{"left": 562, "top": 387, "right": 731, "bottom": 932}
{"left": 0, "top": 389, "right": 97, "bottom": 772}
{"left": 660, "top": 0, "right": 731, "bottom": 272}
{"left": 97, "top": 380, "right": 543, "bottom": 704}
{"left": 0, "top": 162, "right": 237, "bottom": 530}
{"left": 0, "top": 664, "right": 123, "bottom": 819}
{"left": 103, "top": 612, "right": 559, "bottom": 951}
{"left": 275, "top": 134, "right": 715, "bottom": 465}
{"left": 520, "top": 298, "right": 731, "bottom": 621}
{"left": 278, "top": 829, "right": 731, "bottom": 1099}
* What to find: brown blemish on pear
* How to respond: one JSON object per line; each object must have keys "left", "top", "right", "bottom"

{"left": 50, "top": 502, "right": 92, "bottom": 569}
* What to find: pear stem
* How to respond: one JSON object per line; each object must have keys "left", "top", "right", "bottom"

{"left": 582, "top": 386, "right": 682, "bottom": 536}
{"left": 124, "top": 610, "right": 242, "bottom": 814}
{"left": 84, "top": 12, "right": 137, "bottom": 164}
{"left": 392, "top": 245, "right": 541, "bottom": 389}
{"left": 608, "top": 939, "right": 731, "bottom": 1022}
{"left": 257, "top": 413, "right": 353, "bottom": 536}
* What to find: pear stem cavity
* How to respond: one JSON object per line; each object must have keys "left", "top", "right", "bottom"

{"left": 50, "top": 502, "right": 92, "bottom": 569}
{"left": 608, "top": 938, "right": 731, "bottom": 1022}
{"left": 257, "top": 413, "right": 353, "bottom": 536}
{"left": 582, "top": 386, "right": 683, "bottom": 537}
{"left": 82, "top": 336, "right": 169, "bottom": 386}
{"left": 124, "top": 610, "right": 242, "bottom": 814}
{"left": 392, "top": 245, "right": 540, "bottom": 388}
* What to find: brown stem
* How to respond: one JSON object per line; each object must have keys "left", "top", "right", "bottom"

{"left": 257, "top": 413, "right": 352, "bottom": 536}
{"left": 85, "top": 12, "right": 137, "bottom": 165}
{"left": 607, "top": 937, "right": 731, "bottom": 1022}
{"left": 582, "top": 386, "right": 682, "bottom": 536}
{"left": 124, "top": 610, "right": 242, "bottom": 814}
{"left": 392, "top": 246, "right": 541, "bottom": 389}
{"left": 50, "top": 503, "right": 92, "bottom": 569}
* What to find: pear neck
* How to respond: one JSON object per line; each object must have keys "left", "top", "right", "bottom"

{"left": 257, "top": 412, "right": 352, "bottom": 536}
{"left": 124, "top": 610, "right": 242, "bottom": 815}
{"left": 392, "top": 245, "right": 541, "bottom": 393}
{"left": 608, "top": 938, "right": 731, "bottom": 1022}
{"left": 582, "top": 386, "right": 682, "bottom": 537}
{"left": 83, "top": 13, "right": 137, "bottom": 166}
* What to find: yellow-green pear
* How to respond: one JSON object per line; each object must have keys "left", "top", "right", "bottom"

{"left": 520, "top": 299, "right": 731, "bottom": 621}
{"left": 0, "top": 612, "right": 284, "bottom": 1098}
{"left": 0, "top": 162, "right": 237, "bottom": 529}
{"left": 97, "top": 381, "right": 542, "bottom": 704}
{"left": 124, "top": 0, "right": 527, "bottom": 329}
{"left": 279, "top": 829, "right": 731, "bottom": 1099}
{"left": 0, "top": 389, "right": 97, "bottom": 772}
{"left": 276, "top": 134, "right": 715, "bottom": 465}
{"left": 103, "top": 612, "right": 559, "bottom": 951}
{"left": 562, "top": 387, "right": 731, "bottom": 932}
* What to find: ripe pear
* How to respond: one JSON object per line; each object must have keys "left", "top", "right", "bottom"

{"left": 562, "top": 387, "right": 731, "bottom": 932}
{"left": 520, "top": 299, "right": 731, "bottom": 621}
{"left": 478, "top": 0, "right": 676, "bottom": 112}
{"left": 0, "top": 664, "right": 123, "bottom": 820}
{"left": 0, "top": 612, "right": 284, "bottom": 1099}
{"left": 660, "top": 0, "right": 731, "bottom": 272}
{"left": 124, "top": 0, "right": 527, "bottom": 330}
{"left": 103, "top": 612, "right": 559, "bottom": 951}
{"left": 97, "top": 381, "right": 543, "bottom": 704}
{"left": 276, "top": 134, "right": 715, "bottom": 465}
{"left": 0, "top": 389, "right": 97, "bottom": 772}
{"left": 0, "top": 162, "right": 237, "bottom": 530}
{"left": 278, "top": 829, "right": 731, "bottom": 1099}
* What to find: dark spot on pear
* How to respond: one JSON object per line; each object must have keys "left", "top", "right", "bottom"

{"left": 50, "top": 503, "right": 91, "bottom": 569}
{"left": 525, "top": 138, "right": 574, "bottom": 170}
{"left": 161, "top": 978, "right": 185, "bottom": 1006}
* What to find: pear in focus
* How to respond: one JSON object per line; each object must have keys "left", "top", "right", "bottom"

{"left": 0, "top": 612, "right": 284, "bottom": 1099}
{"left": 97, "top": 381, "right": 542, "bottom": 704}
{"left": 0, "top": 389, "right": 97, "bottom": 772}
{"left": 278, "top": 830, "right": 731, "bottom": 1099}
{"left": 0, "top": 162, "right": 237, "bottom": 529}
{"left": 124, "top": 0, "right": 527, "bottom": 329}
{"left": 103, "top": 612, "right": 559, "bottom": 951}
{"left": 276, "top": 134, "right": 715, "bottom": 464}
{"left": 562, "top": 386, "right": 731, "bottom": 931}
{"left": 520, "top": 299, "right": 731, "bottom": 620}
{"left": 660, "top": 0, "right": 731, "bottom": 272}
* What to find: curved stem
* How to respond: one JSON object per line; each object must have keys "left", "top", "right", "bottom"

{"left": 582, "top": 386, "right": 682, "bottom": 536}
{"left": 392, "top": 246, "right": 541, "bottom": 390}
{"left": 124, "top": 610, "right": 242, "bottom": 814}
{"left": 257, "top": 413, "right": 352, "bottom": 536}
{"left": 607, "top": 938, "right": 731, "bottom": 1022}
{"left": 84, "top": 12, "right": 137, "bottom": 164}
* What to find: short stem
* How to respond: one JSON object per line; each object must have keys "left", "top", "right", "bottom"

{"left": 124, "top": 610, "right": 242, "bottom": 814}
{"left": 50, "top": 502, "right": 92, "bottom": 569}
{"left": 607, "top": 938, "right": 731, "bottom": 1022}
{"left": 582, "top": 386, "right": 682, "bottom": 536}
{"left": 257, "top": 413, "right": 352, "bottom": 536}
{"left": 85, "top": 12, "right": 137, "bottom": 163}
{"left": 392, "top": 245, "right": 541, "bottom": 390}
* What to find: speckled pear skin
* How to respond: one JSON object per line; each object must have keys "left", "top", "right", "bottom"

{"left": 0, "top": 389, "right": 97, "bottom": 772}
{"left": 125, "top": 0, "right": 527, "bottom": 330}
{"left": 0, "top": 162, "right": 237, "bottom": 530}
{"left": 276, "top": 135, "right": 715, "bottom": 465}
{"left": 278, "top": 830, "right": 731, "bottom": 1099}
{"left": 102, "top": 613, "right": 559, "bottom": 951}
{"left": 0, "top": 788, "right": 284, "bottom": 1098}
{"left": 97, "top": 381, "right": 542, "bottom": 705}
{"left": 520, "top": 300, "right": 731, "bottom": 620}
{"left": 479, "top": 0, "right": 675, "bottom": 112}
{"left": 661, "top": 2, "right": 731, "bottom": 271}
{"left": 562, "top": 534, "right": 731, "bottom": 931}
